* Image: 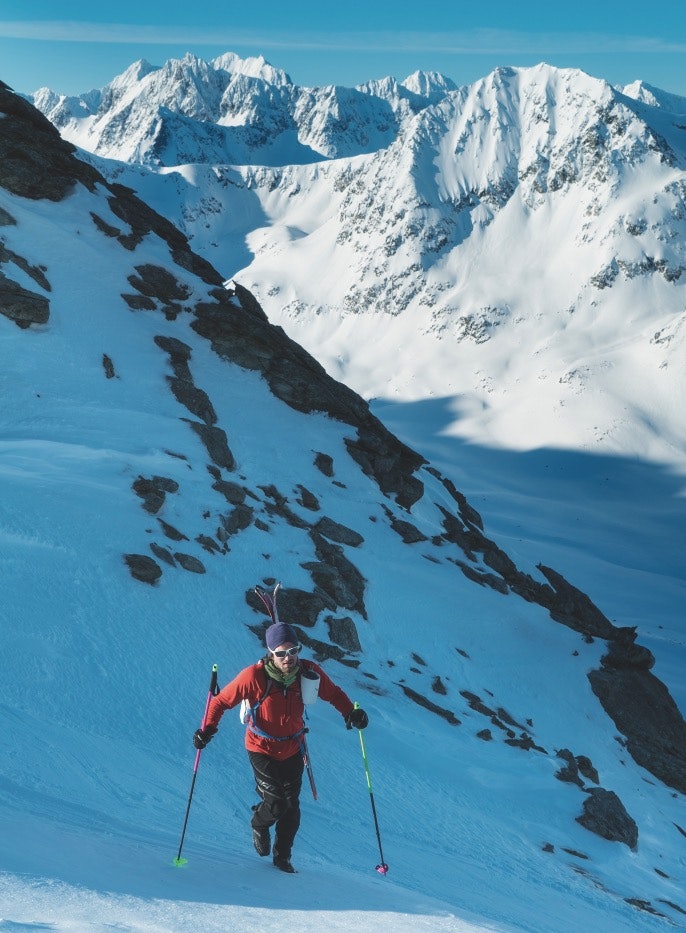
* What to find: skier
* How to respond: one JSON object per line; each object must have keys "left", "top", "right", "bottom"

{"left": 193, "top": 617, "right": 368, "bottom": 873}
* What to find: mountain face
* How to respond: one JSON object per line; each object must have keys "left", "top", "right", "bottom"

{"left": 3, "top": 76, "right": 686, "bottom": 926}
{"left": 32, "top": 55, "right": 686, "bottom": 472}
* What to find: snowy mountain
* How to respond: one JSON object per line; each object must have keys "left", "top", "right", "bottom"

{"left": 32, "top": 54, "right": 686, "bottom": 476}
{"left": 32, "top": 51, "right": 446, "bottom": 166}
{"left": 2, "top": 64, "right": 685, "bottom": 930}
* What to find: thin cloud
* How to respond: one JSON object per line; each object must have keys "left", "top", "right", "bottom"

{"left": 0, "top": 20, "right": 685, "bottom": 56}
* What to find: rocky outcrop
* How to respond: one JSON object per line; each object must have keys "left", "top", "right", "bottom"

{"left": 124, "top": 553, "right": 162, "bottom": 585}
{"left": 536, "top": 566, "right": 618, "bottom": 640}
{"left": 106, "top": 182, "right": 221, "bottom": 285}
{"left": 132, "top": 475, "right": 179, "bottom": 514}
{"left": 383, "top": 505, "right": 427, "bottom": 544}
{"left": 155, "top": 336, "right": 217, "bottom": 425}
{"left": 314, "top": 452, "right": 334, "bottom": 477}
{"left": 126, "top": 265, "right": 192, "bottom": 319}
{"left": 102, "top": 354, "right": 116, "bottom": 378}
{"left": 555, "top": 749, "right": 599, "bottom": 787}
{"left": 576, "top": 788, "right": 639, "bottom": 849}
{"left": 0, "top": 80, "right": 100, "bottom": 200}
{"left": 174, "top": 552, "right": 206, "bottom": 574}
{"left": 314, "top": 517, "right": 364, "bottom": 547}
{"left": 0, "top": 277, "right": 50, "bottom": 327}
{"left": 589, "top": 664, "right": 686, "bottom": 795}
{"left": 398, "top": 683, "right": 461, "bottom": 725}
{"left": 303, "top": 532, "right": 367, "bottom": 619}
{"left": 325, "top": 615, "right": 362, "bottom": 652}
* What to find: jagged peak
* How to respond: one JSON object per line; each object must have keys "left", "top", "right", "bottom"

{"left": 32, "top": 86, "right": 62, "bottom": 110}
{"left": 212, "top": 51, "right": 292, "bottom": 87}
{"left": 158, "top": 52, "right": 219, "bottom": 81}
{"left": 31, "top": 85, "right": 100, "bottom": 121}
{"left": 354, "top": 74, "right": 438, "bottom": 115}
{"left": 620, "top": 79, "right": 686, "bottom": 114}
{"left": 454, "top": 62, "right": 615, "bottom": 117}
{"left": 107, "top": 58, "right": 160, "bottom": 91}
{"left": 401, "top": 70, "right": 458, "bottom": 98}
{"left": 487, "top": 62, "right": 610, "bottom": 92}
{"left": 168, "top": 51, "right": 207, "bottom": 69}
{"left": 357, "top": 75, "right": 401, "bottom": 97}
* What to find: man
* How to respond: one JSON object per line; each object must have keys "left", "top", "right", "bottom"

{"left": 193, "top": 618, "right": 368, "bottom": 873}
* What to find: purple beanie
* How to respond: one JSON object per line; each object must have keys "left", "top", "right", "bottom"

{"left": 265, "top": 621, "right": 299, "bottom": 651}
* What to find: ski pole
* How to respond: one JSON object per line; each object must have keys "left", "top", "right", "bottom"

{"left": 354, "top": 702, "right": 388, "bottom": 875}
{"left": 173, "top": 663, "right": 218, "bottom": 867}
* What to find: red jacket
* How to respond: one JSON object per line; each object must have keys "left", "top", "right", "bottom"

{"left": 205, "top": 659, "right": 354, "bottom": 760}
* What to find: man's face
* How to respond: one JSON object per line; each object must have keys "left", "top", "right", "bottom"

{"left": 270, "top": 642, "right": 300, "bottom": 674}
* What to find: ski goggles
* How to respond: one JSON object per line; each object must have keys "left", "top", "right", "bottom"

{"left": 270, "top": 644, "right": 302, "bottom": 658}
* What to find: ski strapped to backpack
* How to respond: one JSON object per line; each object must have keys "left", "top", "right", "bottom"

{"left": 242, "top": 582, "right": 288, "bottom": 727}
{"left": 254, "top": 581, "right": 282, "bottom": 625}
{"left": 241, "top": 581, "right": 292, "bottom": 728}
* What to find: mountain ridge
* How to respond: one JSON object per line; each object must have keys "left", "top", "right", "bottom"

{"left": 32, "top": 50, "right": 445, "bottom": 165}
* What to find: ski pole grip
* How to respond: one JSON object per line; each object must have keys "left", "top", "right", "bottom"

{"left": 200, "top": 664, "right": 219, "bottom": 731}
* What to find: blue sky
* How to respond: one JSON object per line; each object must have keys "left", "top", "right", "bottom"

{"left": 1, "top": 0, "right": 686, "bottom": 97}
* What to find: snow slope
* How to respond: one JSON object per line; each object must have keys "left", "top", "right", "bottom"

{"left": 1, "top": 75, "right": 685, "bottom": 933}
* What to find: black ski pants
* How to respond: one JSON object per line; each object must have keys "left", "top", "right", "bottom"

{"left": 248, "top": 750, "right": 304, "bottom": 857}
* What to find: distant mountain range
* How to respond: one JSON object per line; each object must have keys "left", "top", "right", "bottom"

{"left": 32, "top": 52, "right": 458, "bottom": 164}
{"left": 31, "top": 53, "right": 686, "bottom": 470}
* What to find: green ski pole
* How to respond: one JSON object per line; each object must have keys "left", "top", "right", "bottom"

{"left": 173, "top": 663, "right": 218, "bottom": 866}
{"left": 354, "top": 702, "right": 389, "bottom": 875}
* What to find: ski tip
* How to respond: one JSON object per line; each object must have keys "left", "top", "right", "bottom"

{"left": 375, "top": 863, "right": 389, "bottom": 875}
{"left": 254, "top": 582, "right": 282, "bottom": 623}
{"left": 173, "top": 857, "right": 188, "bottom": 867}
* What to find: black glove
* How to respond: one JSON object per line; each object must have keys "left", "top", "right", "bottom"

{"left": 346, "top": 707, "right": 369, "bottom": 730}
{"left": 193, "top": 725, "right": 217, "bottom": 749}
